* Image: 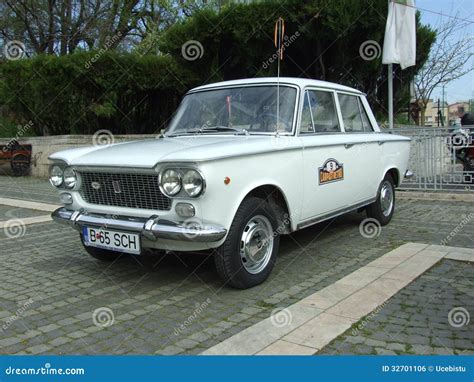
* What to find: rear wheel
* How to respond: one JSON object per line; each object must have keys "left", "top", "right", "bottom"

{"left": 80, "top": 234, "right": 124, "bottom": 262}
{"left": 366, "top": 174, "right": 395, "bottom": 225}
{"left": 214, "top": 197, "right": 280, "bottom": 289}
{"left": 10, "top": 155, "right": 30, "bottom": 176}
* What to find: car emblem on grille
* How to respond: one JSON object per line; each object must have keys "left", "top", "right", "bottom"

{"left": 112, "top": 180, "right": 122, "bottom": 194}
{"left": 91, "top": 181, "right": 101, "bottom": 190}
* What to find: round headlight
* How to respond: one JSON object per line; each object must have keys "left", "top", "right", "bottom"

{"left": 63, "top": 167, "right": 77, "bottom": 189}
{"left": 50, "top": 165, "right": 64, "bottom": 187}
{"left": 161, "top": 169, "right": 181, "bottom": 196}
{"left": 182, "top": 170, "right": 204, "bottom": 197}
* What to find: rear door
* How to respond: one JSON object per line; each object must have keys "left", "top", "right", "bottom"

{"left": 337, "top": 92, "right": 380, "bottom": 204}
{"left": 299, "top": 89, "right": 359, "bottom": 221}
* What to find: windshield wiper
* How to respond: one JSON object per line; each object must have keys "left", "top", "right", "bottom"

{"left": 165, "top": 126, "right": 246, "bottom": 137}
{"left": 196, "top": 126, "right": 241, "bottom": 133}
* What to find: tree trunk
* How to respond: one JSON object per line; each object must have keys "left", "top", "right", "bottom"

{"left": 60, "top": 0, "right": 72, "bottom": 55}
{"left": 46, "top": 0, "right": 56, "bottom": 54}
{"left": 420, "top": 106, "right": 426, "bottom": 126}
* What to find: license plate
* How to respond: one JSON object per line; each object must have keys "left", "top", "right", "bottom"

{"left": 82, "top": 226, "right": 141, "bottom": 255}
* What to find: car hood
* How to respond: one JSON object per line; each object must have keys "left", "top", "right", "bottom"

{"left": 49, "top": 135, "right": 294, "bottom": 168}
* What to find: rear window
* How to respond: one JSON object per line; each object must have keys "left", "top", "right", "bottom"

{"left": 338, "top": 94, "right": 373, "bottom": 132}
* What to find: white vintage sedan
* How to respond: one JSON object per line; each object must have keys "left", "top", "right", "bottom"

{"left": 50, "top": 77, "right": 411, "bottom": 289}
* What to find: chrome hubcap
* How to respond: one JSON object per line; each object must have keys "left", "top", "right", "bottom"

{"left": 380, "top": 181, "right": 394, "bottom": 217}
{"left": 240, "top": 215, "right": 274, "bottom": 274}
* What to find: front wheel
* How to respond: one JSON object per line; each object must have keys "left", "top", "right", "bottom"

{"left": 80, "top": 234, "right": 124, "bottom": 262}
{"left": 366, "top": 174, "right": 395, "bottom": 225}
{"left": 214, "top": 197, "right": 280, "bottom": 289}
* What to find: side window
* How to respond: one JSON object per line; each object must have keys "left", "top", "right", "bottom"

{"left": 338, "top": 94, "right": 363, "bottom": 132}
{"left": 300, "top": 90, "right": 340, "bottom": 134}
{"left": 358, "top": 98, "right": 374, "bottom": 132}
{"left": 338, "top": 94, "right": 374, "bottom": 132}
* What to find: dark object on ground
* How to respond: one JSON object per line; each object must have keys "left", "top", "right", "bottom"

{"left": 0, "top": 141, "right": 32, "bottom": 176}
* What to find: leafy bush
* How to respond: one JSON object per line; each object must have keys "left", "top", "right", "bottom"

{"left": 0, "top": 52, "right": 198, "bottom": 135}
{"left": 0, "top": 0, "right": 435, "bottom": 136}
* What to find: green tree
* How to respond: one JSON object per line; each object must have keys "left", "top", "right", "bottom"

{"left": 160, "top": 0, "right": 435, "bottom": 117}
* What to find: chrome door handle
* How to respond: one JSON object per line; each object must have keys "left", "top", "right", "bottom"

{"left": 344, "top": 144, "right": 354, "bottom": 149}
{"left": 378, "top": 141, "right": 385, "bottom": 145}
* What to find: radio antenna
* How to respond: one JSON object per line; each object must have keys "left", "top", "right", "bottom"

{"left": 274, "top": 17, "right": 285, "bottom": 136}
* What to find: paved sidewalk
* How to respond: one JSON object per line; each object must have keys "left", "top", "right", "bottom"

{"left": 0, "top": 177, "right": 473, "bottom": 355}
{"left": 320, "top": 259, "right": 473, "bottom": 355}
{"left": 203, "top": 244, "right": 473, "bottom": 355}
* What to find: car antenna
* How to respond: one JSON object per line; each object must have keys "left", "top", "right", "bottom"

{"left": 274, "top": 17, "right": 285, "bottom": 138}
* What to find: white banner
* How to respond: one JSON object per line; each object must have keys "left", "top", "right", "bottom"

{"left": 382, "top": 0, "right": 416, "bottom": 69}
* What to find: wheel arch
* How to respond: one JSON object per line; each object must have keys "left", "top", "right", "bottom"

{"left": 241, "top": 184, "right": 293, "bottom": 234}
{"left": 384, "top": 167, "right": 400, "bottom": 187}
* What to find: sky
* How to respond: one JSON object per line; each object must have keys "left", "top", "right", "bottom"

{"left": 416, "top": 0, "right": 473, "bottom": 104}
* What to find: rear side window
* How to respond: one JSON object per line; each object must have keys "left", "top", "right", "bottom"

{"left": 338, "top": 94, "right": 373, "bottom": 132}
{"left": 300, "top": 90, "right": 340, "bottom": 134}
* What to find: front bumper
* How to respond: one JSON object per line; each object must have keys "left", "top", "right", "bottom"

{"left": 52, "top": 207, "right": 227, "bottom": 243}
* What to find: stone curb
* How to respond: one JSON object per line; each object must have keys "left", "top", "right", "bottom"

{"left": 0, "top": 198, "right": 59, "bottom": 212}
{"left": 396, "top": 191, "right": 474, "bottom": 202}
{"left": 201, "top": 243, "right": 474, "bottom": 355}
{"left": 0, "top": 215, "right": 52, "bottom": 229}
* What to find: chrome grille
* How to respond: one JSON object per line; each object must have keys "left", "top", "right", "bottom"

{"left": 79, "top": 172, "right": 172, "bottom": 211}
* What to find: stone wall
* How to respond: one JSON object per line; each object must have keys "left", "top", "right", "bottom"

{"left": 0, "top": 124, "right": 422, "bottom": 178}
{"left": 0, "top": 135, "right": 156, "bottom": 177}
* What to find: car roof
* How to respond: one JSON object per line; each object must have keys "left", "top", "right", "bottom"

{"left": 189, "top": 77, "right": 363, "bottom": 95}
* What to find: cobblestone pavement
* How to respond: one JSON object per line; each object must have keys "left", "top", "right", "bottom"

{"left": 0, "top": 177, "right": 473, "bottom": 355}
{"left": 0, "top": 205, "right": 49, "bottom": 221}
{"left": 320, "top": 260, "right": 473, "bottom": 355}
{"left": 0, "top": 175, "right": 59, "bottom": 204}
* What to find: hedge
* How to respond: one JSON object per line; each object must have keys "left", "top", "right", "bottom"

{"left": 0, "top": 0, "right": 435, "bottom": 135}
{"left": 0, "top": 52, "right": 198, "bottom": 136}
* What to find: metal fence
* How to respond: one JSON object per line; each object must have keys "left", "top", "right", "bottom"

{"left": 390, "top": 126, "right": 474, "bottom": 192}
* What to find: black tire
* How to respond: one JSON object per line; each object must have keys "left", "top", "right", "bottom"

{"left": 366, "top": 174, "right": 395, "bottom": 226}
{"left": 10, "top": 155, "right": 30, "bottom": 176}
{"left": 214, "top": 197, "right": 280, "bottom": 289}
{"left": 80, "top": 234, "right": 124, "bottom": 262}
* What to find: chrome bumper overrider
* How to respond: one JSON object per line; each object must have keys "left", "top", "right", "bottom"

{"left": 52, "top": 207, "right": 227, "bottom": 243}
{"left": 404, "top": 170, "right": 414, "bottom": 179}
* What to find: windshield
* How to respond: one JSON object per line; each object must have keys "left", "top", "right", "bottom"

{"left": 165, "top": 85, "right": 297, "bottom": 136}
